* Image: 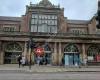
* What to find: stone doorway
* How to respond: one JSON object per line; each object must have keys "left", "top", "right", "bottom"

{"left": 63, "top": 44, "right": 80, "bottom": 66}
{"left": 4, "top": 42, "right": 22, "bottom": 64}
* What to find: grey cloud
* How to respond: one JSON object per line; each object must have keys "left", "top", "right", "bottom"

{"left": 0, "top": 0, "right": 28, "bottom": 16}
{"left": 0, "top": 0, "right": 98, "bottom": 20}
{"left": 60, "top": 0, "right": 97, "bottom": 20}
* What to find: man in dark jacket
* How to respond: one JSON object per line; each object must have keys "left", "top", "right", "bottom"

{"left": 17, "top": 55, "right": 22, "bottom": 68}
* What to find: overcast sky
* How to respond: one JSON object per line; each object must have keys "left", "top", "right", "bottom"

{"left": 0, "top": 0, "right": 98, "bottom": 20}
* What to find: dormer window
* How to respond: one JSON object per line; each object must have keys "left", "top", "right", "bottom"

{"left": 2, "top": 25, "right": 16, "bottom": 32}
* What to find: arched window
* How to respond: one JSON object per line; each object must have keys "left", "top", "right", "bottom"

{"left": 5, "top": 43, "right": 22, "bottom": 52}
{"left": 87, "top": 46, "right": 99, "bottom": 56}
{"left": 87, "top": 45, "right": 100, "bottom": 61}
{"left": 64, "top": 44, "right": 79, "bottom": 53}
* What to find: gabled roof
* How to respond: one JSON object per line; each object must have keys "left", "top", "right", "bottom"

{"left": 0, "top": 16, "right": 21, "bottom": 22}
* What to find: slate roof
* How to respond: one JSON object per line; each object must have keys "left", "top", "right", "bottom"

{"left": 0, "top": 16, "right": 21, "bottom": 21}
{"left": 67, "top": 20, "right": 89, "bottom": 24}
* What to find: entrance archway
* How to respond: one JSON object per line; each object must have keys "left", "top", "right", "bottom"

{"left": 63, "top": 44, "right": 80, "bottom": 66}
{"left": 87, "top": 45, "right": 100, "bottom": 62}
{"left": 34, "top": 44, "right": 52, "bottom": 65}
{"left": 4, "top": 42, "right": 22, "bottom": 64}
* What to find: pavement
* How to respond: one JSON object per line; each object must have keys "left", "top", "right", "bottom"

{"left": 0, "top": 64, "right": 100, "bottom": 73}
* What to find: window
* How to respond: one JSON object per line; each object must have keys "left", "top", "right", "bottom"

{"left": 34, "top": 19, "right": 38, "bottom": 24}
{"left": 39, "top": 20, "right": 42, "bottom": 24}
{"left": 38, "top": 24, "right": 48, "bottom": 32}
{"left": 87, "top": 46, "right": 100, "bottom": 61}
{"left": 41, "top": 15, "right": 44, "bottom": 19}
{"left": 31, "top": 25, "right": 37, "bottom": 32}
{"left": 32, "top": 14, "right": 38, "bottom": 19}
{"left": 45, "top": 15, "right": 48, "bottom": 19}
{"left": 48, "top": 20, "right": 51, "bottom": 25}
{"left": 64, "top": 44, "right": 79, "bottom": 52}
{"left": 72, "top": 30, "right": 85, "bottom": 35}
{"left": 3, "top": 27, "right": 15, "bottom": 32}
{"left": 31, "top": 19, "right": 34, "bottom": 24}
{"left": 51, "top": 26, "right": 57, "bottom": 33}
{"left": 31, "top": 14, "right": 58, "bottom": 33}
{"left": 54, "top": 20, "right": 57, "bottom": 25}
{"left": 39, "top": 15, "right": 41, "bottom": 19}
{"left": 38, "top": 25, "right": 42, "bottom": 32}
{"left": 51, "top": 20, "right": 54, "bottom": 25}
{"left": 54, "top": 16, "right": 57, "bottom": 19}
{"left": 52, "top": 15, "right": 55, "bottom": 19}
{"left": 45, "top": 20, "right": 48, "bottom": 24}
{"left": 42, "top": 20, "right": 45, "bottom": 24}
{"left": 2, "top": 25, "right": 16, "bottom": 32}
{"left": 48, "top": 15, "right": 50, "bottom": 19}
{"left": 48, "top": 26, "right": 51, "bottom": 33}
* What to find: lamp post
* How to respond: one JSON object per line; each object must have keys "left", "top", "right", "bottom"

{"left": 27, "top": 37, "right": 34, "bottom": 69}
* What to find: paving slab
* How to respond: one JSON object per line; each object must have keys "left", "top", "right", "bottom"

{"left": 0, "top": 64, "right": 100, "bottom": 73}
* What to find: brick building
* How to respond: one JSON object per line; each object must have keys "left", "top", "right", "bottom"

{"left": 96, "top": 0, "right": 100, "bottom": 29}
{"left": 0, "top": 0, "right": 100, "bottom": 66}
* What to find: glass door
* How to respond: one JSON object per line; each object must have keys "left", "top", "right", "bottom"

{"left": 64, "top": 55, "right": 69, "bottom": 66}
{"left": 44, "top": 53, "right": 52, "bottom": 64}
{"left": 74, "top": 53, "right": 79, "bottom": 66}
{"left": 69, "top": 54, "right": 74, "bottom": 65}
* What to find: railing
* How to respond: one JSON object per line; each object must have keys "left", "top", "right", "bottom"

{"left": 0, "top": 31, "right": 100, "bottom": 39}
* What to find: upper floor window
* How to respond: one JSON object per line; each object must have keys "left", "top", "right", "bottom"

{"left": 3, "top": 27, "right": 15, "bottom": 32}
{"left": 32, "top": 14, "right": 38, "bottom": 19}
{"left": 72, "top": 30, "right": 83, "bottom": 35}
{"left": 31, "top": 14, "right": 58, "bottom": 33}
{"left": 2, "top": 25, "right": 16, "bottom": 32}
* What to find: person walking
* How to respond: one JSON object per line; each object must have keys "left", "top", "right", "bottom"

{"left": 21, "top": 56, "right": 26, "bottom": 67}
{"left": 17, "top": 55, "right": 22, "bottom": 68}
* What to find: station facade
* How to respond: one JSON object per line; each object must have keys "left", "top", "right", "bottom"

{"left": 0, "top": 0, "right": 100, "bottom": 66}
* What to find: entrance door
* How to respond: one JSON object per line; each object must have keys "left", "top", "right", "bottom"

{"left": 4, "top": 43, "right": 22, "bottom": 64}
{"left": 4, "top": 52, "right": 21, "bottom": 64}
{"left": 44, "top": 52, "right": 51, "bottom": 64}
{"left": 64, "top": 53, "right": 80, "bottom": 66}
{"left": 64, "top": 55, "right": 69, "bottom": 65}
{"left": 74, "top": 53, "right": 79, "bottom": 65}
{"left": 34, "top": 44, "right": 52, "bottom": 65}
{"left": 4, "top": 52, "right": 12, "bottom": 64}
{"left": 69, "top": 54, "right": 74, "bottom": 65}
{"left": 34, "top": 52, "right": 52, "bottom": 65}
{"left": 64, "top": 44, "right": 80, "bottom": 66}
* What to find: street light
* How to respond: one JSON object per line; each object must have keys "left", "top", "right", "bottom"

{"left": 27, "top": 37, "right": 35, "bottom": 69}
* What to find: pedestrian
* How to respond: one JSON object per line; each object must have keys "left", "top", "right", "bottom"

{"left": 21, "top": 56, "right": 26, "bottom": 67}
{"left": 84, "top": 58, "right": 87, "bottom": 67}
{"left": 17, "top": 55, "right": 22, "bottom": 68}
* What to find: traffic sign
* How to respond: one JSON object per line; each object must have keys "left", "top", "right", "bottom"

{"left": 35, "top": 48, "right": 44, "bottom": 56}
